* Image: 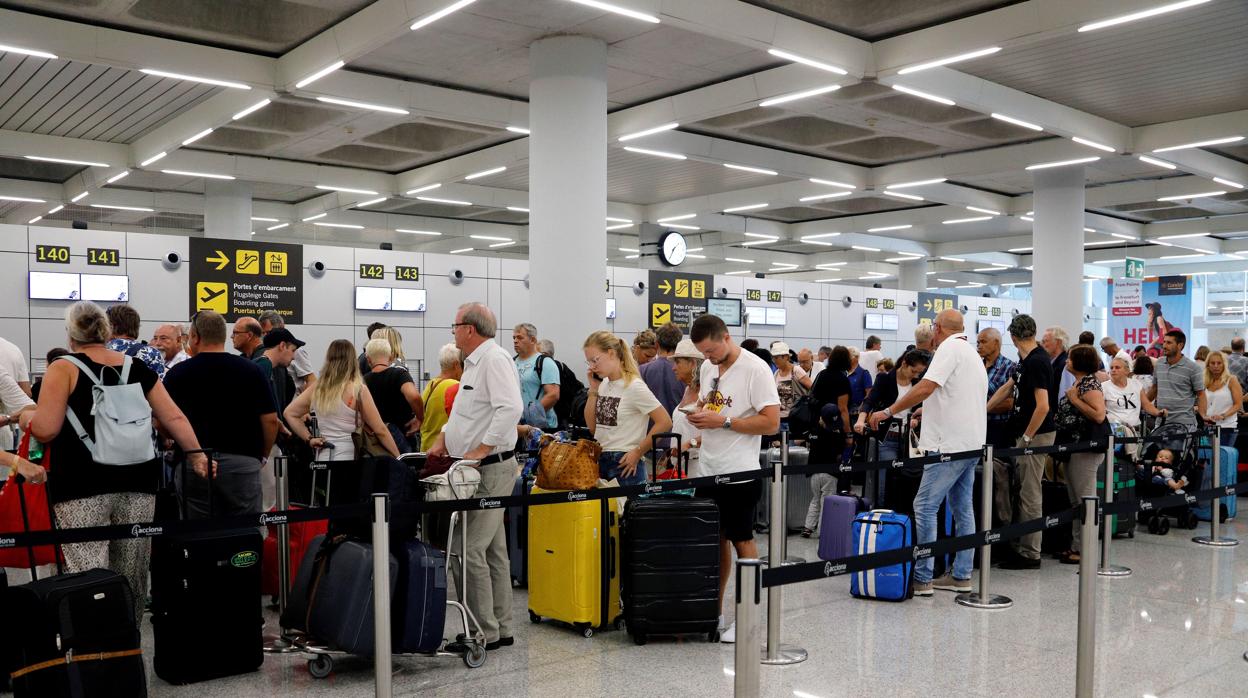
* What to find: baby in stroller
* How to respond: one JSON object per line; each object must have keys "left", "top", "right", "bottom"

{"left": 1149, "top": 449, "right": 1188, "bottom": 494}
{"left": 1137, "top": 434, "right": 1205, "bottom": 534}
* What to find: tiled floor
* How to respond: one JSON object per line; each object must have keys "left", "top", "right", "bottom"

{"left": 128, "top": 514, "right": 1248, "bottom": 697}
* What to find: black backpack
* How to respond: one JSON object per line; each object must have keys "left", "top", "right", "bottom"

{"left": 539, "top": 355, "right": 585, "bottom": 428}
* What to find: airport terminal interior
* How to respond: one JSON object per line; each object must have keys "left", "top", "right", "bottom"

{"left": 1, "top": 0, "right": 1247, "bottom": 696}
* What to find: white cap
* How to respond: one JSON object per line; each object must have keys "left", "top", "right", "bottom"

{"left": 673, "top": 338, "right": 703, "bottom": 359}
{"left": 770, "top": 341, "right": 791, "bottom": 356}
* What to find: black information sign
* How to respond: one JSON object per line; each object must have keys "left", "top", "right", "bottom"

{"left": 360, "top": 263, "right": 384, "bottom": 279}
{"left": 746, "top": 289, "right": 761, "bottom": 301}
{"left": 189, "top": 237, "right": 303, "bottom": 323}
{"left": 767, "top": 290, "right": 782, "bottom": 303}
{"left": 917, "top": 291, "right": 956, "bottom": 326}
{"left": 395, "top": 265, "right": 420, "bottom": 281}
{"left": 648, "top": 269, "right": 712, "bottom": 330}
{"left": 87, "top": 248, "right": 119, "bottom": 266}
{"left": 35, "top": 244, "right": 70, "bottom": 264}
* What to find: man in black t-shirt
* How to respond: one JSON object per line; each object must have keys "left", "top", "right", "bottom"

{"left": 986, "top": 314, "right": 1055, "bottom": 569}
{"left": 165, "top": 311, "right": 278, "bottom": 518}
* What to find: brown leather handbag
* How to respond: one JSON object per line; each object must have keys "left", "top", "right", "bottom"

{"left": 536, "top": 439, "right": 602, "bottom": 491}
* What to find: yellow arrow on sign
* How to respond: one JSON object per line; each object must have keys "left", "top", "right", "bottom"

{"left": 206, "top": 250, "right": 229, "bottom": 271}
{"left": 658, "top": 279, "right": 672, "bottom": 294}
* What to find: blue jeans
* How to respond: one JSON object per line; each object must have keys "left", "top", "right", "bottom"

{"left": 912, "top": 456, "right": 977, "bottom": 584}
{"left": 1220, "top": 429, "right": 1238, "bottom": 448}
{"left": 599, "top": 451, "right": 647, "bottom": 486}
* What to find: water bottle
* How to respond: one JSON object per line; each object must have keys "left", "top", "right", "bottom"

{"left": 28, "top": 435, "right": 44, "bottom": 462}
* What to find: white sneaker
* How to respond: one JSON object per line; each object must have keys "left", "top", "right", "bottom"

{"left": 720, "top": 622, "right": 736, "bottom": 644}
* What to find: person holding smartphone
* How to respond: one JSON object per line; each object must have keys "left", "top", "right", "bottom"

{"left": 582, "top": 331, "right": 672, "bottom": 486}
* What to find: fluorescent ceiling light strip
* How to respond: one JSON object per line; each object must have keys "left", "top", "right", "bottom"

{"left": 657, "top": 213, "right": 696, "bottom": 222}
{"left": 1072, "top": 136, "right": 1116, "bottom": 153}
{"left": 665, "top": 224, "right": 700, "bottom": 230}
{"left": 724, "top": 203, "right": 769, "bottom": 213}
{"left": 449, "top": 247, "right": 473, "bottom": 254}
{"left": 1110, "top": 232, "right": 1138, "bottom": 240}
{"left": 490, "top": 241, "right": 515, "bottom": 248}
{"left": 1156, "top": 232, "right": 1210, "bottom": 240}
{"left": 104, "top": 170, "right": 129, "bottom": 184}
{"left": 725, "top": 270, "right": 752, "bottom": 275}
{"left": 181, "top": 128, "right": 213, "bottom": 146}
{"left": 883, "top": 191, "right": 923, "bottom": 201}
{"left": 618, "top": 122, "right": 679, "bottom": 142}
{"left": 852, "top": 245, "right": 880, "bottom": 251}
{"left": 470, "top": 235, "right": 511, "bottom": 242}
{"left": 0, "top": 43, "right": 57, "bottom": 60}
{"left": 606, "top": 217, "right": 632, "bottom": 223}
{"left": 1213, "top": 177, "right": 1244, "bottom": 189}
{"left": 566, "top": 0, "right": 660, "bottom": 23}
{"left": 739, "top": 240, "right": 773, "bottom": 246}
{"left": 1096, "top": 258, "right": 1126, "bottom": 264}
{"left": 316, "top": 185, "right": 379, "bottom": 195}
{"left": 809, "top": 178, "right": 856, "bottom": 189}
{"left": 973, "top": 266, "right": 1009, "bottom": 272}
{"left": 1079, "top": 0, "right": 1212, "bottom": 32}
{"left": 624, "top": 254, "right": 640, "bottom": 259}
{"left": 772, "top": 263, "right": 799, "bottom": 268}
{"left": 464, "top": 166, "right": 506, "bottom": 180}
{"left": 295, "top": 60, "right": 345, "bottom": 89}
{"left": 405, "top": 183, "right": 441, "bottom": 195}
{"left": 506, "top": 206, "right": 530, "bottom": 212}
{"left": 724, "top": 257, "right": 754, "bottom": 263}
{"left": 1020, "top": 215, "right": 1035, "bottom": 222}
{"left": 686, "top": 247, "right": 702, "bottom": 252}
{"left": 267, "top": 223, "right": 289, "bottom": 231}
{"left": 766, "top": 48, "right": 848, "bottom": 75}
{"left": 417, "top": 196, "right": 471, "bottom": 205}
{"left": 685, "top": 253, "right": 706, "bottom": 259}
{"left": 1004, "top": 282, "right": 1029, "bottom": 287}
{"left": 314, "top": 222, "right": 363, "bottom": 229}
{"left": 0, "top": 195, "right": 45, "bottom": 203}
{"left": 1157, "top": 191, "right": 1224, "bottom": 201}
{"left": 803, "top": 233, "right": 842, "bottom": 240}
{"left": 815, "top": 278, "right": 842, "bottom": 283}
{"left": 47, "top": 205, "right": 64, "bottom": 214}
{"left": 1084, "top": 227, "right": 1097, "bottom": 233}
{"left": 758, "top": 84, "right": 841, "bottom": 107}
{"left": 395, "top": 229, "right": 441, "bottom": 236}
{"left": 71, "top": 191, "right": 88, "bottom": 203}
{"left": 302, "top": 213, "right": 327, "bottom": 222}
{"left": 90, "top": 204, "right": 153, "bottom": 212}
{"left": 1007, "top": 246, "right": 1032, "bottom": 252}
{"left": 27, "top": 216, "right": 41, "bottom": 224}
{"left": 618, "top": 247, "right": 640, "bottom": 253}
{"left": 357, "top": 197, "right": 387, "bottom": 207}
{"left": 605, "top": 223, "right": 632, "bottom": 231}
{"left": 140, "top": 68, "right": 249, "bottom": 90}
{"left": 886, "top": 256, "right": 919, "bottom": 262}
{"left": 1025, "top": 156, "right": 1100, "bottom": 170}
{"left": 232, "top": 99, "right": 271, "bottom": 120}
{"left": 940, "top": 256, "right": 965, "bottom": 262}
{"left": 25, "top": 155, "right": 109, "bottom": 167}
{"left": 1160, "top": 253, "right": 1206, "bottom": 259}
{"left": 161, "top": 169, "right": 235, "bottom": 180}
{"left": 723, "top": 163, "right": 778, "bottom": 176}
{"left": 965, "top": 206, "right": 1000, "bottom": 215}
{"left": 1151, "top": 240, "right": 1174, "bottom": 246}
{"left": 316, "top": 96, "right": 408, "bottom": 115}
{"left": 868, "top": 225, "right": 912, "bottom": 232}
{"left": 801, "top": 239, "right": 836, "bottom": 246}
{"left": 140, "top": 152, "right": 167, "bottom": 167}
{"left": 743, "top": 232, "right": 777, "bottom": 239}
{"left": 886, "top": 178, "right": 945, "bottom": 189}
{"left": 251, "top": 217, "right": 279, "bottom": 222}
{"left": 937, "top": 278, "right": 958, "bottom": 283}
{"left": 1153, "top": 136, "right": 1244, "bottom": 153}
{"left": 817, "top": 263, "right": 848, "bottom": 269}
{"left": 622, "top": 146, "right": 685, "bottom": 160}
{"left": 799, "top": 192, "right": 853, "bottom": 202}
{"left": 1083, "top": 240, "right": 1119, "bottom": 247}
{"left": 1137, "top": 155, "right": 1176, "bottom": 169}
{"left": 943, "top": 217, "right": 992, "bottom": 225}
{"left": 411, "top": 0, "right": 478, "bottom": 30}
{"left": 505, "top": 126, "right": 530, "bottom": 135}
{"left": 890, "top": 84, "right": 955, "bottom": 106}
{"left": 898, "top": 46, "right": 1001, "bottom": 74}
{"left": 990, "top": 113, "right": 1043, "bottom": 131}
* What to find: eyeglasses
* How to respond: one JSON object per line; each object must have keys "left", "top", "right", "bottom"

{"left": 450, "top": 322, "right": 471, "bottom": 334}
{"left": 585, "top": 355, "right": 603, "bottom": 367}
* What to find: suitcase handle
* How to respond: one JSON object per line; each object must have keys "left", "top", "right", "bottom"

{"left": 649, "top": 432, "right": 682, "bottom": 482}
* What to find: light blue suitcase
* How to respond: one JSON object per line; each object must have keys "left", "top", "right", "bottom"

{"left": 1194, "top": 445, "right": 1237, "bottom": 521}
{"left": 850, "top": 510, "right": 912, "bottom": 602}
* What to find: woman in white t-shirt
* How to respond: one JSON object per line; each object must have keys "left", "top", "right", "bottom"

{"left": 1200, "top": 351, "right": 1243, "bottom": 447}
{"left": 1101, "top": 356, "right": 1159, "bottom": 430}
{"left": 583, "top": 331, "right": 673, "bottom": 486}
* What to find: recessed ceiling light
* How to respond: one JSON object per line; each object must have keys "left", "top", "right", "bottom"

{"left": 724, "top": 270, "right": 752, "bottom": 275}
{"left": 0, "top": 43, "right": 57, "bottom": 60}
{"left": 0, "top": 195, "right": 45, "bottom": 203}
{"left": 618, "top": 122, "right": 679, "bottom": 142}
{"left": 314, "top": 222, "right": 364, "bottom": 229}
{"left": 883, "top": 191, "right": 924, "bottom": 201}
{"left": 47, "top": 205, "right": 63, "bottom": 214}
{"left": 71, "top": 191, "right": 89, "bottom": 202}
{"left": 724, "top": 203, "right": 769, "bottom": 212}
{"left": 1025, "top": 156, "right": 1100, "bottom": 170}
{"left": 622, "top": 146, "right": 686, "bottom": 160}
{"left": 464, "top": 166, "right": 506, "bottom": 180}
{"left": 605, "top": 223, "right": 633, "bottom": 231}
{"left": 852, "top": 245, "right": 881, "bottom": 251}
{"left": 606, "top": 217, "right": 632, "bottom": 223}
{"left": 624, "top": 254, "right": 640, "bottom": 259}
{"left": 506, "top": 126, "right": 530, "bottom": 135}
{"left": 405, "top": 183, "right": 441, "bottom": 195}
{"left": 1213, "top": 177, "right": 1244, "bottom": 189}
{"left": 417, "top": 196, "right": 472, "bottom": 206}
{"left": 890, "top": 84, "right": 955, "bottom": 106}
{"left": 897, "top": 46, "right": 1001, "bottom": 74}
{"left": 104, "top": 170, "right": 130, "bottom": 184}
{"left": 470, "top": 235, "right": 511, "bottom": 242}
{"left": 396, "top": 229, "right": 441, "bottom": 236}
{"left": 1095, "top": 258, "right": 1126, "bottom": 265}
{"left": 25, "top": 155, "right": 109, "bottom": 167}
{"left": 990, "top": 113, "right": 1043, "bottom": 131}
{"left": 566, "top": 0, "right": 660, "bottom": 23}
{"left": 800, "top": 192, "right": 853, "bottom": 202}
{"left": 739, "top": 239, "right": 774, "bottom": 246}
{"left": 966, "top": 206, "right": 1001, "bottom": 215}
{"left": 161, "top": 169, "right": 235, "bottom": 180}
{"left": 1137, "top": 155, "right": 1176, "bottom": 170}
{"left": 766, "top": 48, "right": 848, "bottom": 75}
{"left": 886, "top": 256, "right": 920, "bottom": 262}
{"left": 316, "top": 185, "right": 379, "bottom": 195}
{"left": 1079, "top": 0, "right": 1212, "bottom": 32}
{"left": 1152, "top": 136, "right": 1244, "bottom": 153}
{"left": 140, "top": 68, "right": 250, "bottom": 90}
{"left": 867, "top": 225, "right": 912, "bottom": 232}
{"left": 1007, "top": 247, "right": 1033, "bottom": 252}
{"left": 490, "top": 241, "right": 516, "bottom": 248}
{"left": 316, "top": 96, "right": 409, "bottom": 115}
{"left": 801, "top": 239, "right": 836, "bottom": 246}
{"left": 90, "top": 204, "right": 154, "bottom": 212}
{"left": 618, "top": 247, "right": 640, "bottom": 253}
{"left": 1157, "top": 191, "right": 1224, "bottom": 201}
{"left": 664, "top": 223, "right": 700, "bottom": 230}
{"left": 357, "top": 197, "right": 387, "bottom": 207}
{"left": 943, "top": 217, "right": 993, "bottom": 225}
{"left": 804, "top": 233, "right": 842, "bottom": 240}
{"left": 758, "top": 84, "right": 841, "bottom": 107}
{"left": 1159, "top": 253, "right": 1207, "bottom": 259}
{"left": 809, "top": 178, "right": 856, "bottom": 189}
{"left": 294, "top": 60, "right": 345, "bottom": 89}
{"left": 657, "top": 213, "right": 696, "bottom": 222}
{"left": 886, "top": 178, "right": 946, "bottom": 189}
{"left": 1083, "top": 240, "right": 1120, "bottom": 247}
{"left": 743, "top": 232, "right": 778, "bottom": 239}
{"left": 973, "top": 266, "right": 1010, "bottom": 272}
{"left": 267, "top": 223, "right": 289, "bottom": 231}
{"left": 1156, "top": 232, "right": 1210, "bottom": 240}
{"left": 685, "top": 253, "right": 706, "bottom": 259}
{"left": 27, "top": 216, "right": 42, "bottom": 224}
{"left": 940, "top": 256, "right": 966, "bottom": 262}
{"left": 724, "top": 257, "right": 754, "bottom": 263}
{"left": 449, "top": 247, "right": 473, "bottom": 254}
{"left": 506, "top": 206, "right": 530, "bottom": 212}
{"left": 232, "top": 99, "right": 271, "bottom": 120}
{"left": 815, "top": 278, "right": 842, "bottom": 283}
{"left": 937, "top": 278, "right": 958, "bottom": 283}
{"left": 302, "top": 213, "right": 327, "bottom": 222}
{"left": 140, "top": 152, "right": 167, "bottom": 167}
{"left": 1072, "top": 136, "right": 1116, "bottom": 153}
{"left": 251, "top": 217, "right": 279, "bottom": 222}
{"left": 1110, "top": 232, "right": 1139, "bottom": 240}
{"left": 724, "top": 163, "right": 778, "bottom": 176}
{"left": 180, "top": 128, "right": 213, "bottom": 146}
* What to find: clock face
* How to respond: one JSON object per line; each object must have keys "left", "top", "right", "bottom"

{"left": 660, "top": 231, "right": 687, "bottom": 266}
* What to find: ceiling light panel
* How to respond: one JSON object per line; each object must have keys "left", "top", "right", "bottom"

{"left": 622, "top": 146, "right": 685, "bottom": 160}
{"left": 897, "top": 46, "right": 1001, "bottom": 75}
{"left": 766, "top": 48, "right": 848, "bottom": 75}
{"left": 890, "top": 84, "right": 955, "bottom": 105}
{"left": 1152, "top": 136, "right": 1243, "bottom": 153}
{"left": 25, "top": 155, "right": 109, "bottom": 167}
{"left": 1025, "top": 156, "right": 1100, "bottom": 170}
{"left": 464, "top": 166, "right": 507, "bottom": 180}
{"left": 723, "top": 163, "right": 778, "bottom": 176}
{"left": 886, "top": 178, "right": 946, "bottom": 189}
{"left": 1078, "top": 0, "right": 1212, "bottom": 32}
{"left": 799, "top": 192, "right": 852, "bottom": 202}
{"left": 411, "top": 0, "right": 479, "bottom": 30}
{"left": 140, "top": 68, "right": 250, "bottom": 90}
{"left": 316, "top": 96, "right": 409, "bottom": 115}
{"left": 990, "top": 113, "right": 1043, "bottom": 131}
{"left": 1071, "top": 136, "right": 1116, "bottom": 153}
{"left": 294, "top": 60, "right": 345, "bottom": 89}
{"left": 565, "top": 0, "right": 660, "bottom": 23}
{"left": 758, "top": 85, "right": 840, "bottom": 108}
{"left": 0, "top": 43, "right": 57, "bottom": 60}
{"left": 618, "top": 122, "right": 679, "bottom": 142}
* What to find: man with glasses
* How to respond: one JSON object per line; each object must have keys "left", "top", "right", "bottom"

{"left": 428, "top": 303, "right": 523, "bottom": 653}
{"left": 232, "top": 317, "right": 264, "bottom": 359}
{"left": 869, "top": 308, "right": 987, "bottom": 596}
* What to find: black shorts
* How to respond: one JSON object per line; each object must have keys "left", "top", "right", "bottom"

{"left": 696, "top": 479, "right": 763, "bottom": 543}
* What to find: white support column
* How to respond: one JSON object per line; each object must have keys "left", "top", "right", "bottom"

{"left": 203, "top": 180, "right": 253, "bottom": 240}
{"left": 899, "top": 259, "right": 928, "bottom": 292}
{"left": 1031, "top": 167, "right": 1085, "bottom": 335}
{"left": 529, "top": 36, "right": 608, "bottom": 362}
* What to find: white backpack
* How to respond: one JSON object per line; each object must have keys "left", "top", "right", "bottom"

{"left": 61, "top": 355, "right": 156, "bottom": 466}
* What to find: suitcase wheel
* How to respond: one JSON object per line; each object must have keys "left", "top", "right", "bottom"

{"left": 1159, "top": 518, "right": 1171, "bottom": 535}
{"left": 1147, "top": 518, "right": 1159, "bottom": 534}
{"left": 613, "top": 617, "right": 625, "bottom": 631}
{"left": 463, "top": 643, "right": 487, "bottom": 668}
{"left": 1184, "top": 512, "right": 1199, "bottom": 529}
{"left": 632, "top": 633, "right": 647, "bottom": 646}
{"left": 307, "top": 654, "right": 333, "bottom": 679}
{"left": 580, "top": 625, "right": 594, "bottom": 639}
{"left": 529, "top": 611, "right": 541, "bottom": 624}
{"left": 707, "top": 630, "right": 720, "bottom": 643}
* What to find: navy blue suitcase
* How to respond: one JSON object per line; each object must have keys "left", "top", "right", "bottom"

{"left": 393, "top": 539, "right": 448, "bottom": 653}
{"left": 850, "top": 510, "right": 913, "bottom": 601}
{"left": 280, "top": 534, "right": 327, "bottom": 632}
{"left": 307, "top": 539, "right": 399, "bottom": 657}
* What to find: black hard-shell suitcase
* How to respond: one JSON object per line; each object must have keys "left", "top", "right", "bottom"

{"left": 150, "top": 451, "right": 263, "bottom": 685}
{"left": 307, "top": 539, "right": 399, "bottom": 656}
{"left": 393, "top": 539, "right": 448, "bottom": 654}
{"left": 621, "top": 433, "right": 721, "bottom": 644}
{"left": 1041, "top": 479, "right": 1073, "bottom": 554}
{"left": 280, "top": 533, "right": 327, "bottom": 633}
{"left": 505, "top": 474, "right": 533, "bottom": 587}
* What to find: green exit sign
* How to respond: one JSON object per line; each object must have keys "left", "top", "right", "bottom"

{"left": 1125, "top": 257, "right": 1145, "bottom": 280}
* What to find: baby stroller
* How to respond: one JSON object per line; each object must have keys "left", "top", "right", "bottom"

{"left": 1135, "top": 421, "right": 1205, "bottom": 534}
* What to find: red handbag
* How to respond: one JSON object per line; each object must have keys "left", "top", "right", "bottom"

{"left": 0, "top": 430, "right": 61, "bottom": 568}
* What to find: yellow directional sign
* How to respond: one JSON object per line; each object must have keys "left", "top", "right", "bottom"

{"left": 675, "top": 279, "right": 689, "bottom": 298}
{"left": 691, "top": 280, "right": 705, "bottom": 299}
{"left": 235, "top": 249, "right": 260, "bottom": 275}
{"left": 195, "top": 282, "right": 228, "bottom": 313}
{"left": 206, "top": 250, "right": 229, "bottom": 271}
{"left": 651, "top": 303, "right": 671, "bottom": 325}
{"left": 658, "top": 279, "right": 672, "bottom": 295}
{"left": 265, "top": 251, "right": 288, "bottom": 276}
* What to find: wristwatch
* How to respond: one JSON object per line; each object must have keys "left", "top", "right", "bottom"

{"left": 1022, "top": 434, "right": 1033, "bottom": 445}
{"left": 722, "top": 417, "right": 733, "bottom": 431}
{"left": 882, "top": 407, "right": 893, "bottom": 419}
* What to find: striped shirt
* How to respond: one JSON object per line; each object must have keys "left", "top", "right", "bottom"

{"left": 985, "top": 354, "right": 1015, "bottom": 424}
{"left": 1154, "top": 355, "right": 1204, "bottom": 428}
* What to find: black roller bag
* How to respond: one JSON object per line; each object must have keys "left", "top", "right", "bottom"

{"left": 621, "top": 433, "right": 721, "bottom": 645}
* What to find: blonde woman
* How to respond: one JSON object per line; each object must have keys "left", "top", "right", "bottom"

{"left": 583, "top": 331, "right": 672, "bottom": 485}
{"left": 1200, "top": 350, "right": 1243, "bottom": 447}
{"left": 371, "top": 326, "right": 408, "bottom": 372}
{"left": 286, "top": 339, "right": 400, "bottom": 461}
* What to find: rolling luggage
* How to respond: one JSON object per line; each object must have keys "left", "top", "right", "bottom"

{"left": 1041, "top": 479, "right": 1072, "bottom": 555}
{"left": 817, "top": 493, "right": 867, "bottom": 560}
{"left": 756, "top": 445, "right": 812, "bottom": 533}
{"left": 849, "top": 510, "right": 912, "bottom": 602}
{"left": 261, "top": 506, "right": 328, "bottom": 596}
{"left": 1194, "top": 445, "right": 1238, "bottom": 522}
{"left": 1098, "top": 455, "right": 1137, "bottom": 537}
{"left": 307, "top": 539, "right": 400, "bottom": 656}
{"left": 279, "top": 534, "right": 326, "bottom": 632}
{"left": 150, "top": 453, "right": 263, "bottom": 685}
{"left": 527, "top": 487, "right": 622, "bottom": 637}
{"left": 505, "top": 474, "right": 533, "bottom": 588}
{"left": 621, "top": 434, "right": 720, "bottom": 645}
{"left": 392, "top": 539, "right": 448, "bottom": 654}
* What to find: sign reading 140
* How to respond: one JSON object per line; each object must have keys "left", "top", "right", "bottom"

{"left": 35, "top": 244, "right": 70, "bottom": 264}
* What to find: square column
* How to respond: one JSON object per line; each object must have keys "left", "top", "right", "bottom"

{"left": 1032, "top": 166, "right": 1086, "bottom": 336}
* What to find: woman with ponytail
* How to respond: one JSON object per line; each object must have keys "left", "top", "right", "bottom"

{"left": 582, "top": 331, "right": 672, "bottom": 485}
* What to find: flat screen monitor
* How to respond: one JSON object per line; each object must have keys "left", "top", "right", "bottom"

{"left": 80, "top": 274, "right": 129, "bottom": 302}
{"left": 864, "top": 313, "right": 883, "bottom": 330}
{"left": 29, "top": 272, "right": 80, "bottom": 300}
{"left": 882, "top": 314, "right": 899, "bottom": 331}
{"left": 745, "top": 306, "right": 767, "bottom": 325}
{"left": 606, "top": 298, "right": 617, "bottom": 320}
{"left": 707, "top": 298, "right": 742, "bottom": 326}
{"left": 391, "top": 288, "right": 427, "bottom": 312}
{"left": 354, "top": 286, "right": 392, "bottom": 311}
{"left": 766, "top": 307, "right": 787, "bottom": 326}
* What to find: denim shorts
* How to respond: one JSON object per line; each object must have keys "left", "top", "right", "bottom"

{"left": 599, "top": 450, "right": 647, "bottom": 486}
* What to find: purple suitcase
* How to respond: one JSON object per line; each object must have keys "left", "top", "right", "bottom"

{"left": 817, "top": 494, "right": 866, "bottom": 561}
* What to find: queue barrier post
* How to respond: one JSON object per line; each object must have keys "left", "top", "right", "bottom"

{"left": 733, "top": 559, "right": 763, "bottom": 698}
{"left": 263, "top": 455, "right": 301, "bottom": 653}
{"left": 761, "top": 428, "right": 804, "bottom": 567}
{"left": 761, "top": 429, "right": 808, "bottom": 665}
{"left": 956, "top": 444, "right": 1012, "bottom": 609}
{"left": 372, "top": 493, "right": 394, "bottom": 698}
{"left": 1193, "top": 426, "right": 1238, "bottom": 548}
{"left": 1076, "top": 496, "right": 1099, "bottom": 698}
{"left": 1098, "top": 435, "right": 1131, "bottom": 577}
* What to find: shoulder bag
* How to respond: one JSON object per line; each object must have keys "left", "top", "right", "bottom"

{"left": 537, "top": 438, "right": 602, "bottom": 491}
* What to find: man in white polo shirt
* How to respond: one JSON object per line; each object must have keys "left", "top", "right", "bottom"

{"left": 687, "top": 314, "right": 780, "bottom": 644}
{"left": 869, "top": 308, "right": 987, "bottom": 597}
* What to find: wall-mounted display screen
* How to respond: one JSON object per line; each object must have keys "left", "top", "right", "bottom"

{"left": 745, "top": 306, "right": 766, "bottom": 325}
{"left": 865, "top": 313, "right": 899, "bottom": 331}
{"left": 882, "top": 314, "right": 899, "bottom": 331}
{"left": 977, "top": 319, "right": 1007, "bottom": 334}
{"left": 391, "top": 288, "right": 427, "bottom": 312}
{"left": 606, "top": 298, "right": 617, "bottom": 320}
{"left": 765, "top": 307, "right": 787, "bottom": 326}
{"left": 29, "top": 272, "right": 80, "bottom": 300}
{"left": 707, "top": 298, "right": 742, "bottom": 326}
{"left": 354, "top": 286, "right": 392, "bottom": 311}
{"left": 80, "top": 274, "right": 129, "bottom": 302}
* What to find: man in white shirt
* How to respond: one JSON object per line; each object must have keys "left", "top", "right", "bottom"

{"left": 428, "top": 302, "right": 523, "bottom": 652}
{"left": 687, "top": 314, "right": 780, "bottom": 644}
{"left": 0, "top": 336, "right": 31, "bottom": 451}
{"left": 798, "top": 348, "right": 823, "bottom": 381}
{"left": 1099, "top": 337, "right": 1131, "bottom": 368}
{"left": 869, "top": 308, "right": 987, "bottom": 597}
{"left": 152, "top": 323, "right": 190, "bottom": 369}
{"left": 860, "top": 335, "right": 885, "bottom": 382}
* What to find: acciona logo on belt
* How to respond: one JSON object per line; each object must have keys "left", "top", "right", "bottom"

{"left": 839, "top": 463, "right": 852, "bottom": 473}
{"left": 130, "top": 524, "right": 162, "bottom": 538}
{"left": 567, "top": 492, "right": 588, "bottom": 502}
{"left": 0, "top": 536, "right": 14, "bottom": 547}
{"left": 259, "top": 513, "right": 287, "bottom": 526}
{"left": 912, "top": 546, "right": 932, "bottom": 559}
{"left": 823, "top": 561, "right": 846, "bottom": 576}
{"left": 1023, "top": 448, "right": 1036, "bottom": 455}
{"left": 1046, "top": 516, "right": 1060, "bottom": 528}
{"left": 891, "top": 460, "right": 905, "bottom": 469}
{"left": 984, "top": 531, "right": 1001, "bottom": 544}
{"left": 714, "top": 475, "right": 731, "bottom": 484}
{"left": 1140, "top": 501, "right": 1154, "bottom": 511}
{"left": 1226, "top": 486, "right": 1236, "bottom": 496}
{"left": 644, "top": 484, "right": 663, "bottom": 494}
{"left": 1184, "top": 494, "right": 1197, "bottom": 504}
{"left": 478, "top": 499, "right": 501, "bottom": 509}
{"left": 939, "top": 455, "right": 951, "bottom": 463}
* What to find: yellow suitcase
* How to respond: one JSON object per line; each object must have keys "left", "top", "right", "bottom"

{"left": 527, "top": 487, "right": 622, "bottom": 637}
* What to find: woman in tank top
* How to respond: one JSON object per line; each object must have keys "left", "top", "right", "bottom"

{"left": 1200, "top": 351, "right": 1243, "bottom": 447}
